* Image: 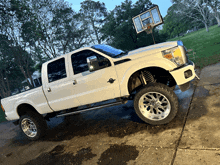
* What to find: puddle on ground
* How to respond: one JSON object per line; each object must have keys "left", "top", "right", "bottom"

{"left": 97, "top": 144, "right": 139, "bottom": 165}
{"left": 24, "top": 145, "right": 96, "bottom": 165}
{"left": 174, "top": 83, "right": 195, "bottom": 100}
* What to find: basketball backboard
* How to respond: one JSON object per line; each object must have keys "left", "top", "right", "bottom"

{"left": 132, "top": 5, "right": 163, "bottom": 34}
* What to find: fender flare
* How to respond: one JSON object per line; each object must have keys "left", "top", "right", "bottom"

{"left": 119, "top": 59, "right": 176, "bottom": 96}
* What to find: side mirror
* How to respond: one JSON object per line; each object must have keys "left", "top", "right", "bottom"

{"left": 87, "top": 56, "right": 99, "bottom": 72}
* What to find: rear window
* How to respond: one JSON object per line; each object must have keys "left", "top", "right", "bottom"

{"left": 47, "top": 58, "right": 67, "bottom": 83}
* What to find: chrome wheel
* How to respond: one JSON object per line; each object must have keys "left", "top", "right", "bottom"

{"left": 138, "top": 92, "right": 171, "bottom": 121}
{"left": 21, "top": 118, "right": 37, "bottom": 138}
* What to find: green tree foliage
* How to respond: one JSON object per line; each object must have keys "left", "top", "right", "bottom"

{"left": 80, "top": 0, "right": 108, "bottom": 44}
{"left": 160, "top": 4, "right": 196, "bottom": 39}
{"left": 172, "top": 0, "right": 212, "bottom": 32}
{"left": 206, "top": 0, "right": 220, "bottom": 27}
{"left": 101, "top": 0, "right": 167, "bottom": 51}
{"left": 0, "top": 0, "right": 36, "bottom": 91}
{"left": 0, "top": 34, "right": 26, "bottom": 97}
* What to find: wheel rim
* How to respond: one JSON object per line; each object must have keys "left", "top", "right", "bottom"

{"left": 138, "top": 92, "right": 171, "bottom": 121}
{"left": 21, "top": 118, "right": 37, "bottom": 138}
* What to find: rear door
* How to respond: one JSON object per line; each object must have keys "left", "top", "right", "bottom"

{"left": 69, "top": 49, "right": 121, "bottom": 105}
{"left": 43, "top": 57, "right": 81, "bottom": 111}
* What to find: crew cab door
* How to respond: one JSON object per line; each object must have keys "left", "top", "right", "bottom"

{"left": 69, "top": 49, "right": 121, "bottom": 105}
{"left": 43, "top": 57, "right": 81, "bottom": 111}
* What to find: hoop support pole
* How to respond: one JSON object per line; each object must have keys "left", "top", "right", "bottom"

{"left": 145, "top": 29, "right": 156, "bottom": 45}
{"left": 151, "top": 32, "right": 156, "bottom": 44}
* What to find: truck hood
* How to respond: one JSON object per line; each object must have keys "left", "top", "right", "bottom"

{"left": 114, "top": 41, "right": 179, "bottom": 61}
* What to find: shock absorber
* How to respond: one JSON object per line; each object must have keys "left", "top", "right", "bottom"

{"left": 140, "top": 70, "right": 154, "bottom": 85}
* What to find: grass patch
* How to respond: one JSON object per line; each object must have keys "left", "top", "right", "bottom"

{"left": 0, "top": 106, "right": 6, "bottom": 123}
{"left": 168, "top": 25, "right": 220, "bottom": 68}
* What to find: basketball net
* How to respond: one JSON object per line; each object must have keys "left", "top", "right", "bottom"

{"left": 144, "top": 23, "right": 153, "bottom": 34}
{"left": 143, "top": 23, "right": 155, "bottom": 44}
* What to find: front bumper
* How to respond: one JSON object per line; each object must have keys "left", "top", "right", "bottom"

{"left": 170, "top": 61, "right": 199, "bottom": 91}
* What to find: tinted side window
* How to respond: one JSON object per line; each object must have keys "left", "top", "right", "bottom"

{"left": 71, "top": 50, "right": 111, "bottom": 75}
{"left": 47, "top": 58, "right": 67, "bottom": 83}
{"left": 34, "top": 79, "right": 41, "bottom": 87}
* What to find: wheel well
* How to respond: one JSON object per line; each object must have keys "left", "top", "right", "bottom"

{"left": 17, "top": 104, "right": 40, "bottom": 117}
{"left": 127, "top": 67, "right": 176, "bottom": 94}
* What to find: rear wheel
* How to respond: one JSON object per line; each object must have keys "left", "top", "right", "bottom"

{"left": 19, "top": 112, "right": 47, "bottom": 140}
{"left": 134, "top": 83, "right": 179, "bottom": 125}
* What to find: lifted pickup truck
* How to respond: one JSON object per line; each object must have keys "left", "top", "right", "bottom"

{"left": 1, "top": 41, "right": 198, "bottom": 140}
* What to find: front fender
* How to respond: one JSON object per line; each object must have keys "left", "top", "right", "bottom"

{"left": 119, "top": 58, "right": 177, "bottom": 96}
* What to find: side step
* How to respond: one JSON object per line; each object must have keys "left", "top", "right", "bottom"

{"left": 56, "top": 100, "right": 125, "bottom": 118}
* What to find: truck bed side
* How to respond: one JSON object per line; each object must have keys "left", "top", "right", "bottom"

{"left": 1, "top": 86, "right": 53, "bottom": 120}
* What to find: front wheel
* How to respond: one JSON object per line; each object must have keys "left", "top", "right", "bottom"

{"left": 134, "top": 83, "right": 179, "bottom": 125}
{"left": 19, "top": 112, "right": 47, "bottom": 140}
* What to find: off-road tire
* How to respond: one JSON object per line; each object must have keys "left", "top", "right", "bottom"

{"left": 19, "top": 112, "right": 47, "bottom": 140}
{"left": 134, "top": 83, "right": 179, "bottom": 125}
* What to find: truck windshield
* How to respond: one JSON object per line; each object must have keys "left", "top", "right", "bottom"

{"left": 91, "top": 45, "right": 128, "bottom": 58}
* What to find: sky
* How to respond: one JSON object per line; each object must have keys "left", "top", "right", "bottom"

{"left": 66, "top": 0, "right": 173, "bottom": 18}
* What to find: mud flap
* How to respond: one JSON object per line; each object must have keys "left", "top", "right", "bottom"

{"left": 178, "top": 82, "right": 190, "bottom": 92}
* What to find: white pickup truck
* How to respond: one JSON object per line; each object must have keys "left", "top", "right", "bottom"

{"left": 1, "top": 41, "right": 198, "bottom": 140}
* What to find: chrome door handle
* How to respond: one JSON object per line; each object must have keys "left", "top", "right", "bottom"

{"left": 47, "top": 87, "right": 51, "bottom": 92}
{"left": 73, "top": 80, "right": 77, "bottom": 85}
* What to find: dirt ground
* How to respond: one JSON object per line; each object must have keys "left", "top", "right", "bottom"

{"left": 0, "top": 63, "right": 220, "bottom": 165}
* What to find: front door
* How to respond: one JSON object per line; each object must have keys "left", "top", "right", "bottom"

{"left": 69, "top": 49, "right": 121, "bottom": 105}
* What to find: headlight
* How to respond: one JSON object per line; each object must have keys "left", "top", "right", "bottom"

{"left": 162, "top": 46, "right": 184, "bottom": 66}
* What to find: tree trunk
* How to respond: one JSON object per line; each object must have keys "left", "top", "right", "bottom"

{"left": 204, "top": 23, "right": 209, "bottom": 32}
{"left": 0, "top": 72, "right": 10, "bottom": 97}
{"left": 91, "top": 18, "right": 101, "bottom": 44}
{"left": 26, "top": 68, "right": 34, "bottom": 88}
{"left": 5, "top": 74, "right": 11, "bottom": 96}
{"left": 215, "top": 16, "right": 220, "bottom": 27}
{"left": 0, "top": 89, "right": 6, "bottom": 98}
{"left": 19, "top": 66, "right": 33, "bottom": 88}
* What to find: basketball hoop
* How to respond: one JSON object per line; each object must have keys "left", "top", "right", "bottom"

{"left": 132, "top": 5, "right": 163, "bottom": 45}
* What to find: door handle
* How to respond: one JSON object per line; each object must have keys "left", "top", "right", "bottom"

{"left": 73, "top": 80, "right": 77, "bottom": 85}
{"left": 47, "top": 87, "right": 51, "bottom": 92}
{"left": 107, "top": 78, "right": 116, "bottom": 84}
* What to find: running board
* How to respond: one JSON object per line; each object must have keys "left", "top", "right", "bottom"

{"left": 56, "top": 101, "right": 124, "bottom": 118}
